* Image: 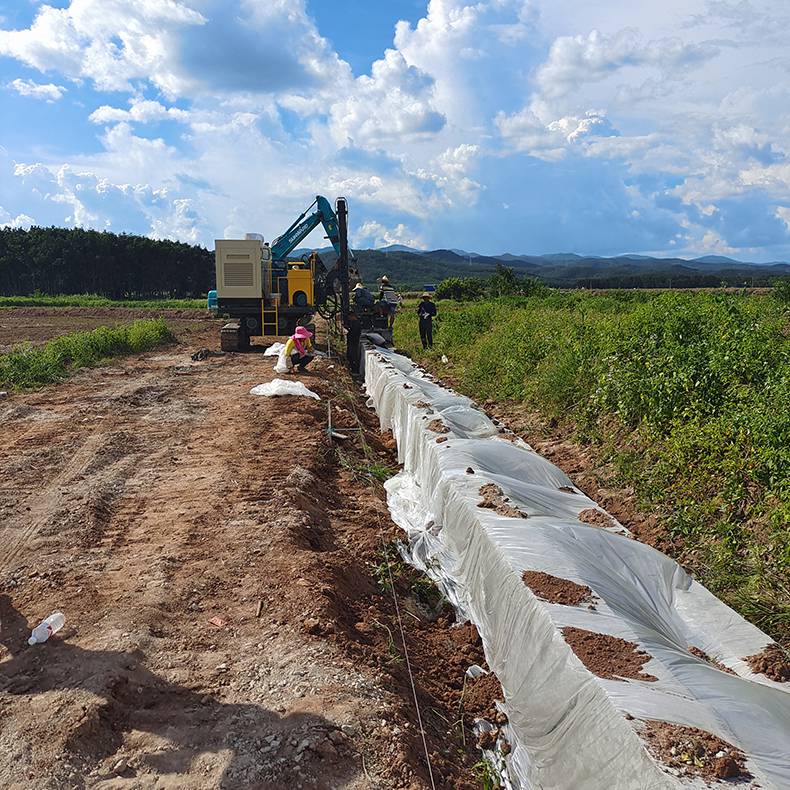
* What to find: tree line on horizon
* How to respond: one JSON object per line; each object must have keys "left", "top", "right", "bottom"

{"left": 1, "top": 226, "right": 787, "bottom": 299}
{"left": 0, "top": 226, "right": 213, "bottom": 298}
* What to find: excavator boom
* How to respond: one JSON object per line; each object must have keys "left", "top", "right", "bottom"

{"left": 270, "top": 196, "right": 341, "bottom": 260}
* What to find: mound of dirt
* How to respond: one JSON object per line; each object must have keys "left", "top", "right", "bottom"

{"left": 561, "top": 627, "right": 657, "bottom": 682}
{"left": 688, "top": 646, "right": 735, "bottom": 675}
{"left": 578, "top": 508, "right": 616, "bottom": 529}
{"left": 745, "top": 643, "right": 790, "bottom": 682}
{"left": 477, "top": 483, "right": 527, "bottom": 519}
{"left": 523, "top": 571, "right": 596, "bottom": 608}
{"left": 639, "top": 721, "right": 751, "bottom": 782}
{"left": 426, "top": 419, "right": 449, "bottom": 434}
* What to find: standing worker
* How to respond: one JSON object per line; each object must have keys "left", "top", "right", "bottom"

{"left": 284, "top": 326, "right": 315, "bottom": 373}
{"left": 417, "top": 292, "right": 437, "bottom": 349}
{"left": 344, "top": 310, "right": 362, "bottom": 375}
{"left": 378, "top": 276, "right": 400, "bottom": 329}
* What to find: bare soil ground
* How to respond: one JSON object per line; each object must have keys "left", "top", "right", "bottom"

{"left": 0, "top": 313, "right": 497, "bottom": 789}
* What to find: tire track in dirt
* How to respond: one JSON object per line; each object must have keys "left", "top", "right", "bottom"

{"left": 0, "top": 433, "right": 108, "bottom": 575}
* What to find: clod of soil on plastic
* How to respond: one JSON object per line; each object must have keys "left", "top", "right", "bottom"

{"left": 426, "top": 418, "right": 449, "bottom": 434}
{"left": 523, "top": 570, "right": 597, "bottom": 608}
{"left": 639, "top": 720, "right": 752, "bottom": 782}
{"left": 414, "top": 401, "right": 433, "bottom": 410}
{"left": 558, "top": 485, "right": 578, "bottom": 494}
{"left": 744, "top": 643, "right": 790, "bottom": 682}
{"left": 688, "top": 646, "right": 736, "bottom": 676}
{"left": 561, "top": 626, "right": 658, "bottom": 682}
{"left": 465, "top": 672, "right": 504, "bottom": 725}
{"left": 477, "top": 483, "right": 528, "bottom": 518}
{"left": 436, "top": 436, "right": 448, "bottom": 444}
{"left": 578, "top": 507, "right": 617, "bottom": 529}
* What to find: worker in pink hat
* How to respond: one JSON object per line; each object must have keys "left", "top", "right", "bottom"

{"left": 283, "top": 326, "right": 315, "bottom": 373}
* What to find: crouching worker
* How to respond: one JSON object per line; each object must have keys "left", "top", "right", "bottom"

{"left": 285, "top": 326, "right": 314, "bottom": 373}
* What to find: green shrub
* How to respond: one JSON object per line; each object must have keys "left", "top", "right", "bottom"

{"left": 0, "top": 318, "right": 174, "bottom": 389}
{"left": 435, "top": 276, "right": 486, "bottom": 301}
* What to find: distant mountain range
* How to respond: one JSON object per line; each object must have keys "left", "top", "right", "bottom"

{"left": 289, "top": 246, "right": 790, "bottom": 289}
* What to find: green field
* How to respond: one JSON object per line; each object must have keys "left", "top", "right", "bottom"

{"left": 0, "top": 294, "right": 206, "bottom": 309}
{"left": 397, "top": 291, "right": 790, "bottom": 645}
{"left": 0, "top": 319, "right": 175, "bottom": 389}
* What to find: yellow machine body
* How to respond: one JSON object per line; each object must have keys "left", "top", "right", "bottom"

{"left": 287, "top": 263, "right": 314, "bottom": 308}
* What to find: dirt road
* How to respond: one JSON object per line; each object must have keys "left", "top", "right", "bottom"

{"left": 0, "top": 323, "right": 494, "bottom": 789}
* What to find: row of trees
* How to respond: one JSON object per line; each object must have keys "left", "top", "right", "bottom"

{"left": 0, "top": 227, "right": 214, "bottom": 298}
{"left": 435, "top": 264, "right": 790, "bottom": 301}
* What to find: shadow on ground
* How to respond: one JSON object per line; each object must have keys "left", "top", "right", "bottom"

{"left": 0, "top": 595, "right": 349, "bottom": 788}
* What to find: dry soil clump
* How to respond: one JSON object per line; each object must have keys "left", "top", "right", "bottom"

{"left": 523, "top": 571, "right": 597, "bottom": 608}
{"left": 640, "top": 720, "right": 751, "bottom": 782}
{"left": 688, "top": 646, "right": 735, "bottom": 675}
{"left": 426, "top": 419, "right": 449, "bottom": 434}
{"left": 561, "top": 626, "right": 657, "bottom": 681}
{"left": 477, "top": 483, "right": 527, "bottom": 519}
{"left": 578, "top": 508, "right": 617, "bottom": 529}
{"left": 745, "top": 643, "right": 790, "bottom": 682}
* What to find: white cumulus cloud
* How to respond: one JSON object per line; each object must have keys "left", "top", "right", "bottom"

{"left": 356, "top": 220, "right": 426, "bottom": 249}
{"left": 8, "top": 77, "right": 65, "bottom": 101}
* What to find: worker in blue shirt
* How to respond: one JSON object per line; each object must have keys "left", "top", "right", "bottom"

{"left": 417, "top": 292, "right": 437, "bottom": 349}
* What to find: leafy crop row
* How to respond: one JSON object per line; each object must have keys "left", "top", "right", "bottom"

{"left": 397, "top": 291, "right": 790, "bottom": 644}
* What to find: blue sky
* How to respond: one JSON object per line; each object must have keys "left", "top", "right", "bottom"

{"left": 1, "top": 0, "right": 789, "bottom": 261}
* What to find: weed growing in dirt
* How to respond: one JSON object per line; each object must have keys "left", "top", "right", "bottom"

{"left": 472, "top": 758, "right": 502, "bottom": 789}
{"left": 0, "top": 318, "right": 175, "bottom": 389}
{"left": 369, "top": 542, "right": 407, "bottom": 591}
{"left": 397, "top": 291, "right": 790, "bottom": 646}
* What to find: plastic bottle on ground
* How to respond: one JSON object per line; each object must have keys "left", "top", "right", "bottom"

{"left": 28, "top": 612, "right": 65, "bottom": 645}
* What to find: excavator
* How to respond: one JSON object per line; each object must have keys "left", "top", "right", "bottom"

{"left": 209, "top": 196, "right": 361, "bottom": 351}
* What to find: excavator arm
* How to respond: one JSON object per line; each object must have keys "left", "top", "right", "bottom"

{"left": 270, "top": 195, "right": 341, "bottom": 260}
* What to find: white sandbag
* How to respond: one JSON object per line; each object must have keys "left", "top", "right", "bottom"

{"left": 249, "top": 379, "right": 320, "bottom": 399}
{"left": 364, "top": 345, "right": 790, "bottom": 790}
{"left": 273, "top": 347, "right": 290, "bottom": 373}
{"left": 263, "top": 342, "right": 285, "bottom": 357}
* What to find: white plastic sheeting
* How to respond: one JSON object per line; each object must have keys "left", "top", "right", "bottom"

{"left": 263, "top": 342, "right": 285, "bottom": 357}
{"left": 249, "top": 379, "right": 320, "bottom": 399}
{"left": 364, "top": 346, "right": 790, "bottom": 790}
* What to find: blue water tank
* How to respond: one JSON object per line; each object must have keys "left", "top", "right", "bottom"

{"left": 207, "top": 289, "right": 218, "bottom": 311}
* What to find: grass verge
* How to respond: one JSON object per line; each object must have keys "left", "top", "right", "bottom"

{"left": 0, "top": 318, "right": 175, "bottom": 389}
{"left": 0, "top": 294, "right": 205, "bottom": 309}
{"left": 396, "top": 291, "right": 790, "bottom": 646}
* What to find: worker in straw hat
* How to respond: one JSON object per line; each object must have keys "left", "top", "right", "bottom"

{"left": 352, "top": 281, "right": 374, "bottom": 310}
{"left": 417, "top": 292, "right": 437, "bottom": 349}
{"left": 378, "top": 275, "right": 401, "bottom": 328}
{"left": 284, "top": 325, "right": 315, "bottom": 373}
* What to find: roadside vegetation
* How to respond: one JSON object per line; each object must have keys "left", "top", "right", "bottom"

{"left": 398, "top": 284, "right": 790, "bottom": 645}
{"left": 0, "top": 294, "right": 205, "bottom": 309}
{"left": 0, "top": 318, "right": 174, "bottom": 389}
